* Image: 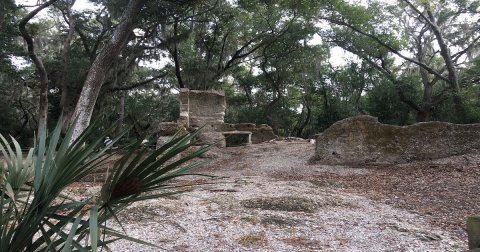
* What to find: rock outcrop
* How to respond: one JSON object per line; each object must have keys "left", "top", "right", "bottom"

{"left": 314, "top": 115, "right": 480, "bottom": 165}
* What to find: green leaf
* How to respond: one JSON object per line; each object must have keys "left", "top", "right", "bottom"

{"left": 89, "top": 205, "right": 99, "bottom": 252}
{"left": 62, "top": 212, "right": 85, "bottom": 252}
{"left": 5, "top": 182, "right": 15, "bottom": 202}
{"left": 103, "top": 229, "right": 162, "bottom": 249}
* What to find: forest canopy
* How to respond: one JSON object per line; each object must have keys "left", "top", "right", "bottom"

{"left": 2, "top": 0, "right": 480, "bottom": 144}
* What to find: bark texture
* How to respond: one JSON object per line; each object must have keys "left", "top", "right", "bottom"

{"left": 71, "top": 0, "right": 146, "bottom": 141}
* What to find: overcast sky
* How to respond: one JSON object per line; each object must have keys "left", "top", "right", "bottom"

{"left": 16, "top": 0, "right": 98, "bottom": 11}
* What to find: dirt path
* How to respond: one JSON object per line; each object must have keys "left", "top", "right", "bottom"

{"left": 98, "top": 140, "right": 476, "bottom": 251}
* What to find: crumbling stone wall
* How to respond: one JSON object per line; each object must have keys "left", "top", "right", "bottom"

{"left": 179, "top": 88, "right": 226, "bottom": 128}
{"left": 159, "top": 89, "right": 277, "bottom": 147}
{"left": 178, "top": 88, "right": 227, "bottom": 146}
{"left": 314, "top": 115, "right": 480, "bottom": 165}
{"left": 219, "top": 123, "right": 277, "bottom": 144}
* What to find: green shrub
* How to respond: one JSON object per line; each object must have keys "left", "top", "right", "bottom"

{"left": 0, "top": 118, "right": 211, "bottom": 251}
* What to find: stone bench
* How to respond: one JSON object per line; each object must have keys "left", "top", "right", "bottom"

{"left": 222, "top": 131, "right": 252, "bottom": 146}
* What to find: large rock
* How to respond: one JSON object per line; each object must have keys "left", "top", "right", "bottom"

{"left": 157, "top": 122, "right": 179, "bottom": 136}
{"left": 251, "top": 124, "right": 277, "bottom": 144}
{"left": 314, "top": 115, "right": 480, "bottom": 165}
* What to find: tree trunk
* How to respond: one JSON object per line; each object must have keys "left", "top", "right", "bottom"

{"left": 295, "top": 100, "right": 311, "bottom": 138}
{"left": 414, "top": 69, "right": 434, "bottom": 122}
{"left": 19, "top": 0, "right": 58, "bottom": 135}
{"left": 425, "top": 7, "right": 466, "bottom": 122}
{"left": 59, "top": 0, "right": 76, "bottom": 131}
{"left": 172, "top": 17, "right": 185, "bottom": 88}
{"left": 71, "top": 0, "right": 146, "bottom": 141}
{"left": 416, "top": 82, "right": 433, "bottom": 122}
{"left": 414, "top": 30, "right": 435, "bottom": 123}
{"left": 425, "top": 8, "right": 459, "bottom": 92}
{"left": 0, "top": 3, "right": 5, "bottom": 31}
{"left": 264, "top": 95, "right": 281, "bottom": 135}
{"left": 116, "top": 92, "right": 125, "bottom": 135}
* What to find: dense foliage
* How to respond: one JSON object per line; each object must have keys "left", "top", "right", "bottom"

{"left": 1, "top": 0, "right": 479, "bottom": 141}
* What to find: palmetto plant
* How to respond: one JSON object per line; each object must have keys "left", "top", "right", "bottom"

{"left": 0, "top": 119, "right": 211, "bottom": 251}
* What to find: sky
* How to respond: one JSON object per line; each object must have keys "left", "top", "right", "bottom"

{"left": 16, "top": 0, "right": 98, "bottom": 11}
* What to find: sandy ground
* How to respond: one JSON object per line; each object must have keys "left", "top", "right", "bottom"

{"left": 74, "top": 140, "right": 477, "bottom": 251}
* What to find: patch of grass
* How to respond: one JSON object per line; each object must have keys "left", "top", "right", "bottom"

{"left": 241, "top": 196, "right": 317, "bottom": 213}
{"left": 237, "top": 232, "right": 269, "bottom": 247}
{"left": 450, "top": 243, "right": 462, "bottom": 249}
{"left": 260, "top": 215, "right": 299, "bottom": 226}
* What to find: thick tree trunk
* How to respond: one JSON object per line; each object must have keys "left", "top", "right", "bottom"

{"left": 71, "top": 0, "right": 146, "bottom": 141}
{"left": 19, "top": 0, "right": 58, "bottom": 135}
{"left": 417, "top": 82, "right": 433, "bottom": 121}
{"left": 416, "top": 65, "right": 434, "bottom": 122}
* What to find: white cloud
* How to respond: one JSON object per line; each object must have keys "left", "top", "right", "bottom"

{"left": 16, "top": 0, "right": 99, "bottom": 11}
{"left": 72, "top": 0, "right": 100, "bottom": 11}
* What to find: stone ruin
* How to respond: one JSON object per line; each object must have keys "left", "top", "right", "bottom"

{"left": 216, "top": 123, "right": 278, "bottom": 145}
{"left": 157, "top": 88, "right": 277, "bottom": 147}
{"left": 314, "top": 115, "right": 480, "bottom": 165}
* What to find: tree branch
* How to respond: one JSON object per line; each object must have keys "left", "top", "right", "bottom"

{"left": 323, "top": 17, "right": 451, "bottom": 84}
{"left": 109, "top": 73, "right": 168, "bottom": 92}
{"left": 19, "top": 0, "right": 59, "bottom": 134}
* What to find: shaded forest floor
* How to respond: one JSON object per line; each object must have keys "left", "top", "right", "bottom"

{"left": 203, "top": 140, "right": 479, "bottom": 242}
{"left": 314, "top": 158, "right": 479, "bottom": 240}
{"left": 70, "top": 139, "right": 478, "bottom": 251}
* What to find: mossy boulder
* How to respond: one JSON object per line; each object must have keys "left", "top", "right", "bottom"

{"left": 314, "top": 115, "right": 480, "bottom": 165}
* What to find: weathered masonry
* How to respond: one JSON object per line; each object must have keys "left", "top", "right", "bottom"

{"left": 158, "top": 89, "right": 277, "bottom": 147}
{"left": 314, "top": 115, "right": 480, "bottom": 165}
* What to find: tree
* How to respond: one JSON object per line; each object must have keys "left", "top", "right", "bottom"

{"left": 163, "top": 0, "right": 323, "bottom": 90}
{"left": 70, "top": 0, "right": 146, "bottom": 141}
{"left": 3, "top": 0, "right": 480, "bottom": 144}
{"left": 321, "top": 0, "right": 480, "bottom": 122}
{"left": 19, "top": 0, "right": 59, "bottom": 136}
